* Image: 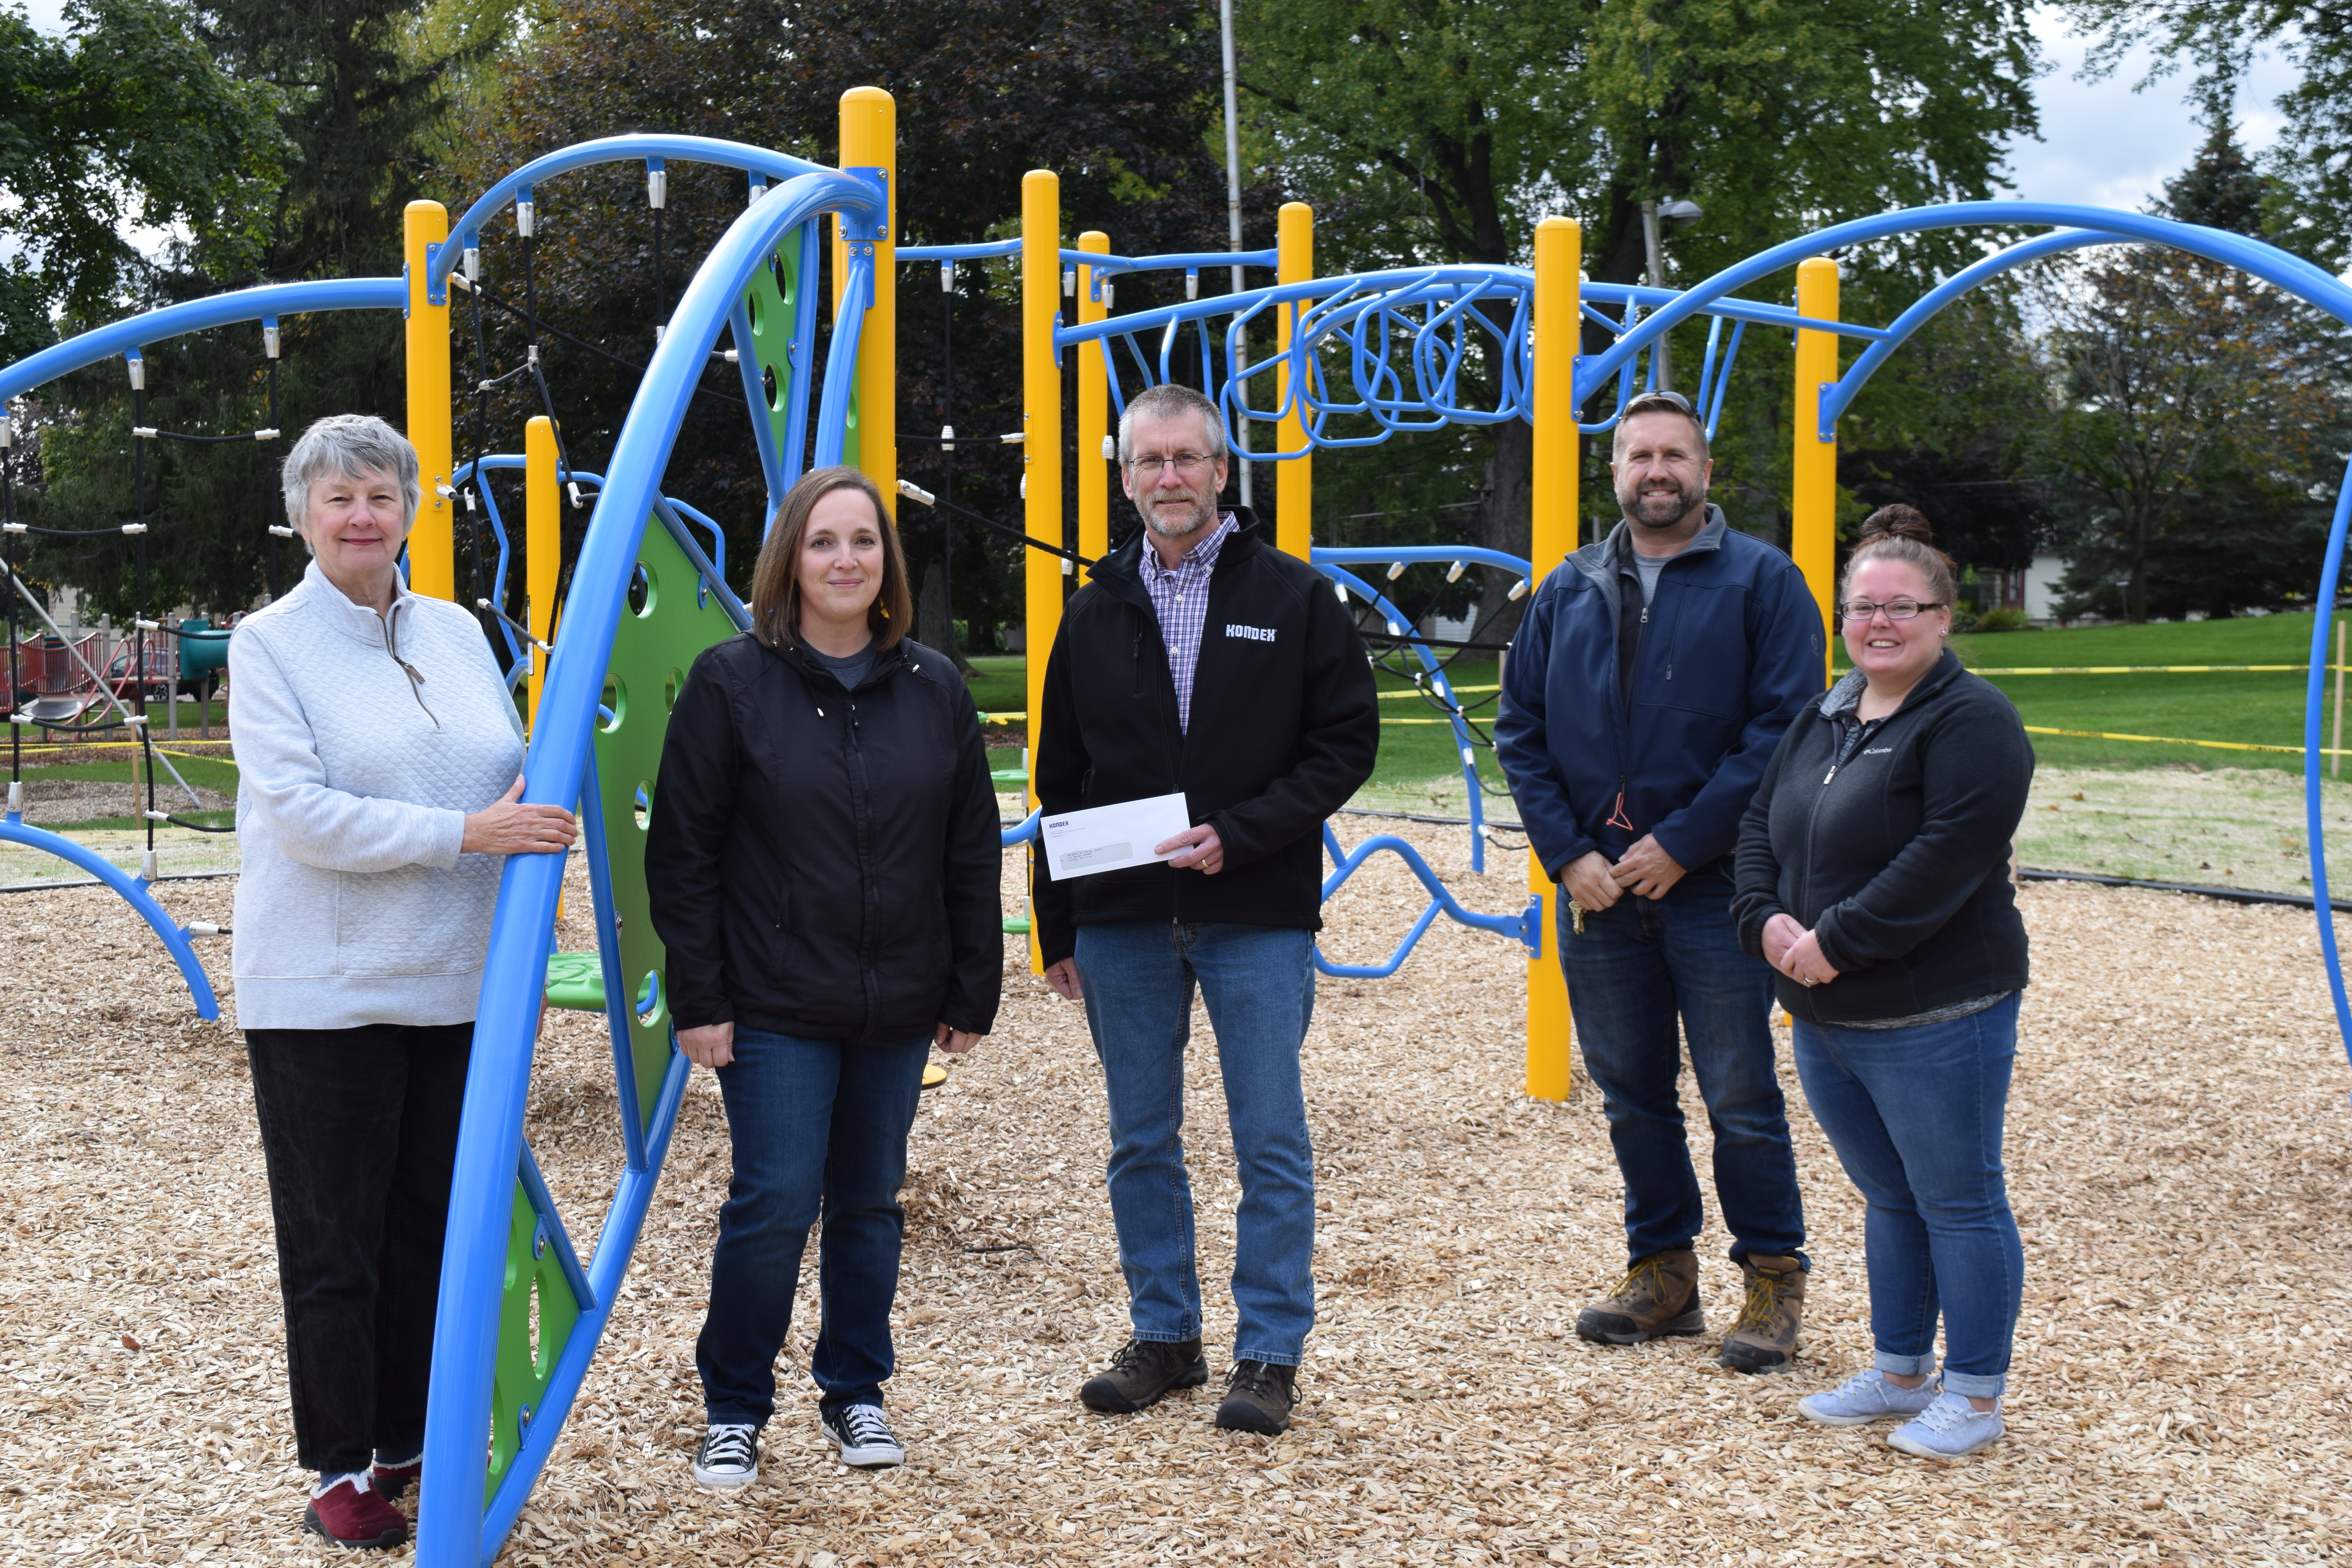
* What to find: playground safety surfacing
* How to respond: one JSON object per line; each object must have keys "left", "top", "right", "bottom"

{"left": 0, "top": 820, "right": 2345, "bottom": 1566}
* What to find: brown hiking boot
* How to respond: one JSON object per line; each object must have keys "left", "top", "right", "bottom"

{"left": 1213, "top": 1360, "right": 1298, "bottom": 1435}
{"left": 1719, "top": 1254, "right": 1806, "bottom": 1374}
{"left": 1575, "top": 1249, "right": 1704, "bottom": 1345}
{"left": 1078, "top": 1337, "right": 1209, "bottom": 1413}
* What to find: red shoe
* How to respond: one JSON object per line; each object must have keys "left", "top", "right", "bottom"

{"left": 302, "top": 1477, "right": 408, "bottom": 1549}
{"left": 369, "top": 1456, "right": 421, "bottom": 1502}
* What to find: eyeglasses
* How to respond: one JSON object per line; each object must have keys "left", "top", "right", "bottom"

{"left": 1127, "top": 453, "right": 1217, "bottom": 477}
{"left": 1840, "top": 598, "right": 1945, "bottom": 621}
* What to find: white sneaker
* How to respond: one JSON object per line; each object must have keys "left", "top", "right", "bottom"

{"left": 692, "top": 1423, "right": 759, "bottom": 1490}
{"left": 1798, "top": 1368, "right": 1939, "bottom": 1427}
{"left": 1888, "top": 1390, "right": 2005, "bottom": 1458}
{"left": 821, "top": 1403, "right": 905, "bottom": 1468}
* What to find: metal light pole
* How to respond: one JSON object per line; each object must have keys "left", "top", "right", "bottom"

{"left": 1220, "top": 0, "right": 1252, "bottom": 508}
{"left": 1641, "top": 196, "right": 1703, "bottom": 390}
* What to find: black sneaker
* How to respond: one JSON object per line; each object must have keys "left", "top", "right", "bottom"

{"left": 1078, "top": 1337, "right": 1210, "bottom": 1414}
{"left": 691, "top": 1423, "right": 758, "bottom": 1490}
{"left": 820, "top": 1403, "right": 906, "bottom": 1468}
{"left": 1213, "top": 1360, "right": 1298, "bottom": 1435}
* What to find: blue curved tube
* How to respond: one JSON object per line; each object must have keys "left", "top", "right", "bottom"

{"left": 0, "top": 816, "right": 220, "bottom": 1018}
{"left": 1573, "top": 203, "right": 2352, "bottom": 403}
{"left": 430, "top": 134, "right": 833, "bottom": 297}
{"left": 811, "top": 256, "right": 871, "bottom": 471}
{"left": 1818, "top": 228, "right": 2122, "bottom": 435}
{"left": 1315, "top": 561, "right": 1491, "bottom": 872}
{"left": 0, "top": 277, "right": 404, "bottom": 404}
{"left": 1314, "top": 825, "right": 1536, "bottom": 977}
{"left": 1003, "top": 808, "right": 1041, "bottom": 847}
{"left": 417, "top": 164, "right": 880, "bottom": 1568}
{"left": 2303, "top": 452, "right": 2352, "bottom": 1075}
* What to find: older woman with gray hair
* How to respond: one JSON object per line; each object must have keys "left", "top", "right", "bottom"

{"left": 229, "top": 414, "right": 575, "bottom": 1549}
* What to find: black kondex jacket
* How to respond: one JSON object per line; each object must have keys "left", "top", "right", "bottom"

{"left": 1732, "top": 648, "right": 2034, "bottom": 1024}
{"left": 646, "top": 632, "right": 1003, "bottom": 1043}
{"left": 1032, "top": 510, "right": 1381, "bottom": 969}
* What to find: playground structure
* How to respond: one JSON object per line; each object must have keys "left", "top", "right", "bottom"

{"left": 5, "top": 85, "right": 2352, "bottom": 1566}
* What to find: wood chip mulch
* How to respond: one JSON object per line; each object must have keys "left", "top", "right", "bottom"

{"left": 0, "top": 821, "right": 2347, "bottom": 1565}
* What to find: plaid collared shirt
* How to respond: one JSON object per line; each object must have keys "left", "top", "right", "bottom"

{"left": 1138, "top": 512, "right": 1238, "bottom": 733}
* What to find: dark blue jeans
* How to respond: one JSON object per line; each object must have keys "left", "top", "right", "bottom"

{"left": 1793, "top": 992, "right": 2023, "bottom": 1398}
{"left": 1559, "top": 863, "right": 1806, "bottom": 1265}
{"left": 697, "top": 1028, "right": 929, "bottom": 1428}
{"left": 1074, "top": 922, "right": 1318, "bottom": 1366}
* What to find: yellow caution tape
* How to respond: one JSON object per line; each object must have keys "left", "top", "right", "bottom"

{"left": 2021, "top": 724, "right": 2347, "bottom": 756}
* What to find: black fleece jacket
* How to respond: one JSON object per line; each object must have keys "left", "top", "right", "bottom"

{"left": 1731, "top": 650, "right": 2033, "bottom": 1023}
{"left": 1032, "top": 509, "right": 1379, "bottom": 966}
{"left": 645, "top": 632, "right": 1002, "bottom": 1042}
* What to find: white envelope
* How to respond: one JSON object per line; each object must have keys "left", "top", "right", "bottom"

{"left": 1040, "top": 792, "right": 1194, "bottom": 880}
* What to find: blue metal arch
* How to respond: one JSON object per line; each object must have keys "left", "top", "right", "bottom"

{"left": 417, "top": 163, "right": 880, "bottom": 1567}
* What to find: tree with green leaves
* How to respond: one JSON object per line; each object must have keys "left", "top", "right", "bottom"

{"left": 0, "top": 0, "right": 283, "bottom": 358}
{"left": 22, "top": 0, "right": 465, "bottom": 621}
{"left": 1239, "top": 0, "right": 2043, "bottom": 628}
{"left": 2038, "top": 114, "right": 2347, "bottom": 622}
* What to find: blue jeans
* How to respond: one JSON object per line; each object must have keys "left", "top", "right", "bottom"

{"left": 697, "top": 1028, "right": 929, "bottom": 1427}
{"left": 1075, "top": 922, "right": 1318, "bottom": 1366}
{"left": 1792, "top": 992, "right": 2023, "bottom": 1398}
{"left": 1559, "top": 864, "right": 1806, "bottom": 1265}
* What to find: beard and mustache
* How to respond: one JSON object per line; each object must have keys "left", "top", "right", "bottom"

{"left": 1615, "top": 468, "right": 1705, "bottom": 530}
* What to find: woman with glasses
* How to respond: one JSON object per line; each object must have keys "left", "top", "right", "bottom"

{"left": 1731, "top": 505, "right": 2033, "bottom": 1459}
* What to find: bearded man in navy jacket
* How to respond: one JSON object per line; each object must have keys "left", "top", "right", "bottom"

{"left": 1495, "top": 389, "right": 1825, "bottom": 1374}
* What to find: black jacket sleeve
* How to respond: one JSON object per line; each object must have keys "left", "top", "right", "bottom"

{"left": 1731, "top": 708, "right": 1804, "bottom": 957}
{"left": 1205, "top": 571, "right": 1379, "bottom": 871}
{"left": 645, "top": 645, "right": 741, "bottom": 1032}
{"left": 938, "top": 690, "right": 1005, "bottom": 1033}
{"left": 1812, "top": 689, "right": 2034, "bottom": 976}
{"left": 1030, "top": 614, "right": 1089, "bottom": 969}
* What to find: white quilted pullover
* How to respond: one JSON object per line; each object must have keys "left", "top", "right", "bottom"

{"left": 228, "top": 561, "right": 524, "bottom": 1031}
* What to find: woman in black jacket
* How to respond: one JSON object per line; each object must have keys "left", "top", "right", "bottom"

{"left": 646, "top": 466, "right": 1001, "bottom": 1492}
{"left": 1732, "top": 506, "right": 2032, "bottom": 1461}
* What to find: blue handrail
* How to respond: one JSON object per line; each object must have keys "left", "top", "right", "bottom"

{"left": 417, "top": 163, "right": 880, "bottom": 1568}
{"left": 0, "top": 277, "right": 403, "bottom": 404}
{"left": 1315, "top": 824, "right": 1537, "bottom": 978}
{"left": 428, "top": 134, "right": 833, "bottom": 298}
{"left": 0, "top": 815, "right": 221, "bottom": 1018}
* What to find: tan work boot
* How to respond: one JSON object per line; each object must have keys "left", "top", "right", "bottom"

{"left": 1574, "top": 1248, "right": 1704, "bottom": 1345}
{"left": 1719, "top": 1254, "right": 1806, "bottom": 1373}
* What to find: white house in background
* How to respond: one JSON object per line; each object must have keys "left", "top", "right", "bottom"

{"left": 1976, "top": 554, "right": 2072, "bottom": 625}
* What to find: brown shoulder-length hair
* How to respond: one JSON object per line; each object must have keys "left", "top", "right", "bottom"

{"left": 748, "top": 466, "right": 912, "bottom": 651}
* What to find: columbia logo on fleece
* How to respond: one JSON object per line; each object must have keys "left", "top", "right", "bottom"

{"left": 1863, "top": 747, "right": 1894, "bottom": 755}
{"left": 1225, "top": 623, "right": 1277, "bottom": 642}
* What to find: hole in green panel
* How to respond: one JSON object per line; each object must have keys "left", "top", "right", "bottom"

{"left": 664, "top": 668, "right": 684, "bottom": 710}
{"left": 764, "top": 363, "right": 780, "bottom": 410}
{"left": 600, "top": 677, "right": 625, "bottom": 732}
{"left": 633, "top": 781, "right": 652, "bottom": 829}
{"left": 628, "top": 563, "right": 656, "bottom": 617}
{"left": 634, "top": 971, "right": 665, "bottom": 1027}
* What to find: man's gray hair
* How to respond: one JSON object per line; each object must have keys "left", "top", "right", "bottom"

{"left": 281, "top": 414, "right": 421, "bottom": 549}
{"left": 1116, "top": 382, "right": 1230, "bottom": 464}
{"left": 1610, "top": 390, "right": 1711, "bottom": 462}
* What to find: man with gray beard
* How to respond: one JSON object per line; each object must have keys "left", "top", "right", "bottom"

{"left": 1495, "top": 389, "right": 1825, "bottom": 1374}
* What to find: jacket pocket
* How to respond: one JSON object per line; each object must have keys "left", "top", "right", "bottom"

{"left": 1647, "top": 583, "right": 1745, "bottom": 719}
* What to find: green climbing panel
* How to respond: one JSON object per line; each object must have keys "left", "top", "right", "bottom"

{"left": 739, "top": 224, "right": 855, "bottom": 473}
{"left": 488, "top": 512, "right": 742, "bottom": 1491}
{"left": 594, "top": 518, "right": 743, "bottom": 1129}
{"left": 485, "top": 1183, "right": 579, "bottom": 1501}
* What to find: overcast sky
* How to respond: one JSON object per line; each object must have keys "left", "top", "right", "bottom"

{"left": 5, "top": 1, "right": 2303, "bottom": 221}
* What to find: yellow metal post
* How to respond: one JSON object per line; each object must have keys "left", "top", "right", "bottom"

{"left": 524, "top": 416, "right": 559, "bottom": 728}
{"left": 1022, "top": 170, "right": 1063, "bottom": 974}
{"left": 1793, "top": 258, "right": 1840, "bottom": 676}
{"left": 1076, "top": 231, "right": 1111, "bottom": 563}
{"left": 1525, "top": 216, "right": 1581, "bottom": 1103}
{"left": 403, "top": 201, "right": 454, "bottom": 600}
{"left": 837, "top": 87, "right": 897, "bottom": 515}
{"left": 1275, "top": 202, "right": 1314, "bottom": 560}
